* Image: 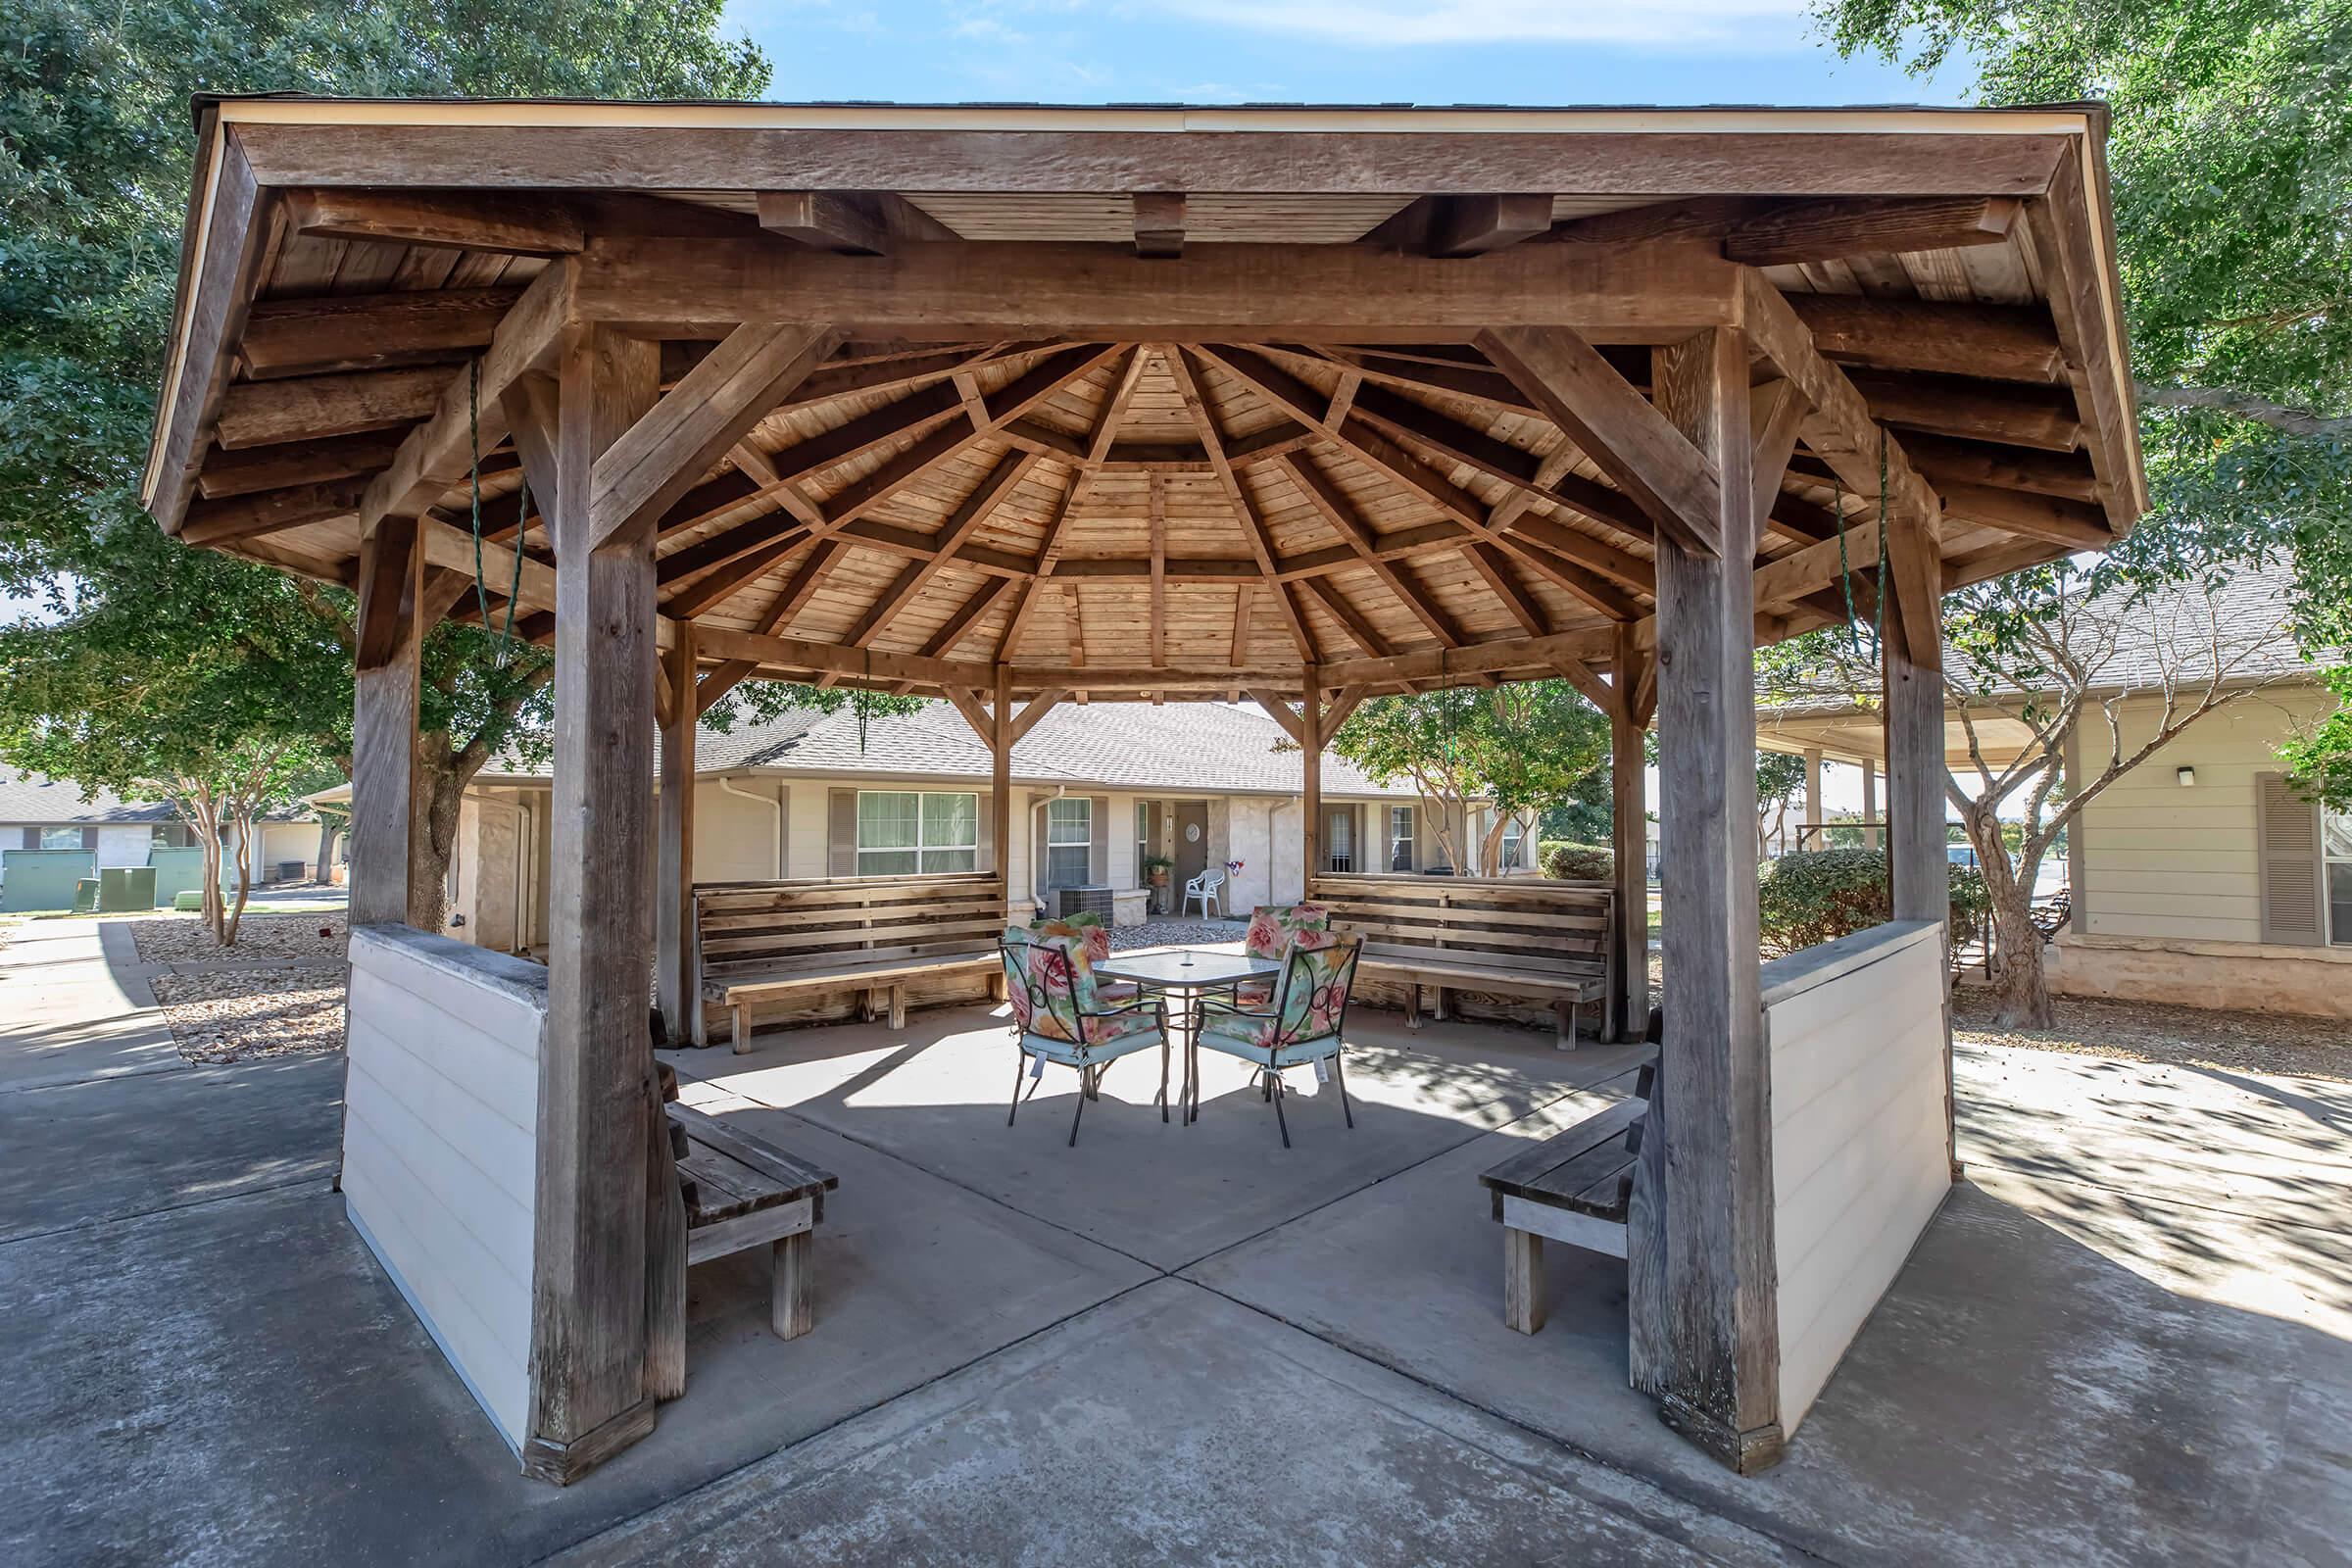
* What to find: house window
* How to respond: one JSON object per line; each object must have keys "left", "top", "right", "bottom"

{"left": 1501, "top": 816, "right": 1526, "bottom": 870}
{"left": 1389, "top": 807, "right": 1414, "bottom": 871}
{"left": 2328, "top": 806, "right": 2352, "bottom": 947}
{"left": 1327, "top": 808, "right": 1353, "bottom": 873}
{"left": 857, "top": 790, "right": 977, "bottom": 876}
{"left": 38, "top": 826, "right": 82, "bottom": 850}
{"left": 1046, "top": 798, "right": 1092, "bottom": 887}
{"left": 1135, "top": 803, "right": 1151, "bottom": 888}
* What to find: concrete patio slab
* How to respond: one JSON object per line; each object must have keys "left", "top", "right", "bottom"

{"left": 0, "top": 1081, "right": 1155, "bottom": 1566}
{"left": 0, "top": 1051, "right": 343, "bottom": 1243}
{"left": 1186, "top": 1043, "right": 2352, "bottom": 1568}
{"left": 549, "top": 1279, "right": 1802, "bottom": 1568}
{"left": 674, "top": 1002, "right": 1647, "bottom": 1271}
{"left": 0, "top": 917, "right": 183, "bottom": 1091}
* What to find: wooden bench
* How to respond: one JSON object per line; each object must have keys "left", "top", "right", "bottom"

{"left": 690, "top": 873, "right": 1007, "bottom": 1051}
{"left": 1311, "top": 874, "right": 1617, "bottom": 1048}
{"left": 1479, "top": 1058, "right": 1654, "bottom": 1335}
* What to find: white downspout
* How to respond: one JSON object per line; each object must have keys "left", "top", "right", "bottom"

{"left": 720, "top": 775, "right": 785, "bottom": 877}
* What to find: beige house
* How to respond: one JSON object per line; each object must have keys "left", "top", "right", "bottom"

{"left": 328, "top": 700, "right": 1538, "bottom": 956}
{"left": 1759, "top": 569, "right": 2349, "bottom": 1017}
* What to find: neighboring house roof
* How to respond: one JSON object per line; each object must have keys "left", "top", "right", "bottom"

{"left": 0, "top": 767, "right": 177, "bottom": 824}
{"left": 372, "top": 701, "right": 1423, "bottom": 801}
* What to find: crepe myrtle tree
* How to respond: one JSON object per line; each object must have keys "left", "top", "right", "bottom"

{"left": 1282, "top": 681, "right": 1611, "bottom": 876}
{"left": 1760, "top": 558, "right": 2295, "bottom": 1027}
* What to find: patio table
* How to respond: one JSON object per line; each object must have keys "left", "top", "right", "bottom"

{"left": 1093, "top": 948, "right": 1280, "bottom": 1125}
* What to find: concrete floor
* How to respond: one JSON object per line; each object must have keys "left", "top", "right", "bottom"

{"left": 3, "top": 919, "right": 2347, "bottom": 1565}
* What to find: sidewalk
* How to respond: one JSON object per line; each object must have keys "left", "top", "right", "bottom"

{"left": 0, "top": 918, "right": 183, "bottom": 1093}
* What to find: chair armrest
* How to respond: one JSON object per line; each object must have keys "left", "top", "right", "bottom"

{"left": 1198, "top": 996, "right": 1274, "bottom": 1023}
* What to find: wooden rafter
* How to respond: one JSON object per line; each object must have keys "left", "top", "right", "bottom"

{"left": 1165, "top": 347, "right": 1316, "bottom": 662}
{"left": 1277, "top": 452, "right": 1462, "bottom": 646}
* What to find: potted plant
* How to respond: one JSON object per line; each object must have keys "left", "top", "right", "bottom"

{"left": 1142, "top": 855, "right": 1175, "bottom": 913}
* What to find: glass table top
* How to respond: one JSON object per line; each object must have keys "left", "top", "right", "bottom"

{"left": 1092, "top": 949, "right": 1278, "bottom": 988}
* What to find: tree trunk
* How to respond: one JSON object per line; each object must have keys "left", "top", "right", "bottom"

{"left": 223, "top": 811, "right": 254, "bottom": 947}
{"left": 315, "top": 818, "right": 337, "bottom": 884}
{"left": 406, "top": 738, "right": 473, "bottom": 934}
{"left": 1963, "top": 808, "right": 2052, "bottom": 1029}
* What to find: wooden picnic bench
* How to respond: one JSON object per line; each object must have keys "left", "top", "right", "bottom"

{"left": 1311, "top": 874, "right": 1617, "bottom": 1048}
{"left": 1479, "top": 1057, "right": 1655, "bottom": 1335}
{"left": 691, "top": 873, "right": 1006, "bottom": 1051}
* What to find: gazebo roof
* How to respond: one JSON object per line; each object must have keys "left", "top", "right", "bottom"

{"left": 145, "top": 98, "right": 2143, "bottom": 703}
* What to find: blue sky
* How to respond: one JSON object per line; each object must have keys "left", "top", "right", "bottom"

{"left": 719, "top": 0, "right": 1975, "bottom": 107}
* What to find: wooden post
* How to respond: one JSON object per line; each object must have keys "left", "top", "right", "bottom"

{"left": 1631, "top": 326, "right": 1782, "bottom": 1474}
{"left": 1883, "top": 521, "right": 1953, "bottom": 1173}
{"left": 350, "top": 519, "right": 423, "bottom": 927}
{"left": 1609, "top": 621, "right": 1649, "bottom": 1043}
{"left": 1862, "top": 760, "right": 1881, "bottom": 850}
{"left": 991, "top": 665, "right": 1013, "bottom": 911}
{"left": 525, "top": 323, "right": 660, "bottom": 1485}
{"left": 1801, "top": 746, "right": 1824, "bottom": 851}
{"left": 1300, "top": 666, "right": 1322, "bottom": 893}
{"left": 655, "top": 623, "right": 697, "bottom": 1046}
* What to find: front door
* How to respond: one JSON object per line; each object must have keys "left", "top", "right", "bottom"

{"left": 1325, "top": 807, "right": 1356, "bottom": 873}
{"left": 1174, "top": 802, "right": 1210, "bottom": 898}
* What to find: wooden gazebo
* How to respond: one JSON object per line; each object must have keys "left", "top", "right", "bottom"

{"left": 145, "top": 98, "right": 2141, "bottom": 1482}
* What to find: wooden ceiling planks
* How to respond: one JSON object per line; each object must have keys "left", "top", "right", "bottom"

{"left": 148, "top": 101, "right": 2144, "bottom": 700}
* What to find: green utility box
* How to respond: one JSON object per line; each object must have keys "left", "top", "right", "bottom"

{"left": 98, "top": 865, "right": 158, "bottom": 913}
{"left": 174, "top": 890, "right": 205, "bottom": 912}
{"left": 1, "top": 849, "right": 99, "bottom": 912}
{"left": 73, "top": 878, "right": 100, "bottom": 914}
{"left": 148, "top": 847, "right": 231, "bottom": 907}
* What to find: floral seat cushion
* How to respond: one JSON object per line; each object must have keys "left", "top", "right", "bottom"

{"left": 1198, "top": 930, "right": 1359, "bottom": 1066}
{"left": 1034, "top": 917, "right": 1137, "bottom": 1001}
{"left": 1244, "top": 902, "right": 1329, "bottom": 962}
{"left": 1001, "top": 924, "right": 1161, "bottom": 1064}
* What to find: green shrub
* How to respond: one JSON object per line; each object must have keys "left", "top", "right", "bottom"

{"left": 1756, "top": 849, "right": 1992, "bottom": 957}
{"left": 1542, "top": 841, "right": 1613, "bottom": 881}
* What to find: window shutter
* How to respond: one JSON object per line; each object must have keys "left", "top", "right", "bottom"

{"left": 2256, "top": 772, "right": 2323, "bottom": 947}
{"left": 80, "top": 824, "right": 99, "bottom": 850}
{"left": 1089, "top": 795, "right": 1109, "bottom": 885}
{"left": 976, "top": 791, "right": 994, "bottom": 879}
{"left": 827, "top": 788, "right": 858, "bottom": 878}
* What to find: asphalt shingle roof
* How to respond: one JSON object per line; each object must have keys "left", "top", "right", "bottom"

{"left": 706, "top": 700, "right": 1414, "bottom": 797}
{"left": 0, "top": 767, "right": 177, "bottom": 824}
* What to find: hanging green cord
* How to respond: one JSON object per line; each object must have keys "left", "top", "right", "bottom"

{"left": 465, "top": 358, "right": 525, "bottom": 668}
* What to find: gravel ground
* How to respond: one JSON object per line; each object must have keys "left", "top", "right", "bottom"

{"left": 1105, "top": 918, "right": 1248, "bottom": 953}
{"left": 149, "top": 963, "right": 348, "bottom": 1064}
{"left": 131, "top": 911, "right": 348, "bottom": 965}
{"left": 1953, "top": 989, "right": 2352, "bottom": 1082}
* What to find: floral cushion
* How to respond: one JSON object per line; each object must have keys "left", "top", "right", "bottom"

{"left": 1003, "top": 923, "right": 1152, "bottom": 1052}
{"left": 1245, "top": 903, "right": 1330, "bottom": 962}
{"left": 1083, "top": 1008, "right": 1161, "bottom": 1048}
{"left": 1233, "top": 979, "right": 1275, "bottom": 1007}
{"left": 1199, "top": 930, "right": 1359, "bottom": 1062}
{"left": 1036, "top": 917, "right": 1111, "bottom": 966}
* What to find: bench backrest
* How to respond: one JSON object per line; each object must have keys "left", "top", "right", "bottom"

{"left": 1308, "top": 874, "right": 1613, "bottom": 981}
{"left": 693, "top": 873, "right": 1007, "bottom": 992}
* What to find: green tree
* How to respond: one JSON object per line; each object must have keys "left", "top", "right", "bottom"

{"left": 1308, "top": 682, "right": 1610, "bottom": 876}
{"left": 1814, "top": 0, "right": 2352, "bottom": 781}
{"left": 0, "top": 0, "right": 769, "bottom": 927}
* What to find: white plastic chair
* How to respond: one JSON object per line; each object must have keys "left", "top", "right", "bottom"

{"left": 1183, "top": 866, "right": 1225, "bottom": 919}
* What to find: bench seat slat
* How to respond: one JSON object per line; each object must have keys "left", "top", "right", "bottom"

{"left": 1480, "top": 1092, "right": 1645, "bottom": 1198}
{"left": 669, "top": 1103, "right": 837, "bottom": 1205}
{"left": 710, "top": 951, "right": 997, "bottom": 1003}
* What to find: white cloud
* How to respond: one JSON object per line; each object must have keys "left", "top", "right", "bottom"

{"left": 1153, "top": 0, "right": 1811, "bottom": 50}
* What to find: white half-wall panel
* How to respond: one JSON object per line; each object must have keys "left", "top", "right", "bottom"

{"left": 343, "top": 925, "right": 546, "bottom": 1454}
{"left": 1763, "top": 919, "right": 1951, "bottom": 1435}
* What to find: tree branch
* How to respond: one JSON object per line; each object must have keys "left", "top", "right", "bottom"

{"left": 2134, "top": 382, "right": 2352, "bottom": 440}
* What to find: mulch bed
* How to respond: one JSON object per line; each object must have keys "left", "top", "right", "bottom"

{"left": 131, "top": 911, "right": 348, "bottom": 966}
{"left": 1953, "top": 990, "right": 2352, "bottom": 1082}
{"left": 1105, "top": 918, "right": 1249, "bottom": 953}
{"left": 149, "top": 963, "right": 348, "bottom": 1064}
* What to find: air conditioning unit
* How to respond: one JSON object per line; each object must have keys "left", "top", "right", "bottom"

{"left": 1055, "top": 885, "right": 1113, "bottom": 920}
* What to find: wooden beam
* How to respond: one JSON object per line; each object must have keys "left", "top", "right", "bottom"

{"left": 1935, "top": 480, "right": 2111, "bottom": 549}
{"left": 179, "top": 478, "right": 365, "bottom": 547}
{"left": 756, "top": 190, "right": 956, "bottom": 254}
{"left": 238, "top": 286, "right": 523, "bottom": 380}
{"left": 1246, "top": 689, "right": 1307, "bottom": 749}
{"left": 1165, "top": 348, "right": 1315, "bottom": 661}
{"left": 2022, "top": 154, "right": 2146, "bottom": 531}
{"left": 1721, "top": 195, "right": 2018, "bottom": 266}
{"left": 1322, "top": 685, "right": 1370, "bottom": 738}
{"left": 990, "top": 666, "right": 1013, "bottom": 885}
{"left": 1608, "top": 621, "right": 1649, "bottom": 1043}
{"left": 1882, "top": 541, "right": 1954, "bottom": 1174}
{"left": 1883, "top": 502, "right": 1945, "bottom": 671}
{"left": 1301, "top": 668, "right": 1323, "bottom": 884}
{"left": 1747, "top": 380, "right": 1806, "bottom": 560}
{"left": 656, "top": 625, "right": 697, "bottom": 1046}
{"left": 527, "top": 322, "right": 659, "bottom": 1481}
{"left": 918, "top": 575, "right": 1014, "bottom": 658}
{"left": 1302, "top": 575, "right": 1396, "bottom": 659}
{"left": 1393, "top": 193, "right": 1555, "bottom": 256}
{"left": 843, "top": 452, "right": 1035, "bottom": 646}
{"left": 1846, "top": 370, "right": 2081, "bottom": 453}
{"left": 196, "top": 431, "right": 403, "bottom": 499}
{"left": 1279, "top": 453, "right": 1463, "bottom": 646}
{"left": 1009, "top": 690, "right": 1066, "bottom": 746}
{"left": 1889, "top": 432, "right": 2099, "bottom": 503}
{"left": 215, "top": 366, "right": 449, "bottom": 450}
{"left": 572, "top": 236, "right": 1739, "bottom": 341}
{"left": 940, "top": 683, "right": 991, "bottom": 744}
{"left": 358, "top": 259, "right": 576, "bottom": 540}
{"left": 1479, "top": 325, "right": 1726, "bottom": 557}
{"left": 1636, "top": 323, "right": 1781, "bottom": 1474}
{"left": 1783, "top": 295, "right": 2064, "bottom": 383}
{"left": 349, "top": 516, "right": 422, "bottom": 927}
{"left": 283, "top": 187, "right": 582, "bottom": 255}
{"left": 1466, "top": 543, "right": 1550, "bottom": 637}
{"left": 589, "top": 321, "right": 844, "bottom": 552}
{"left": 1132, "top": 192, "right": 1186, "bottom": 259}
